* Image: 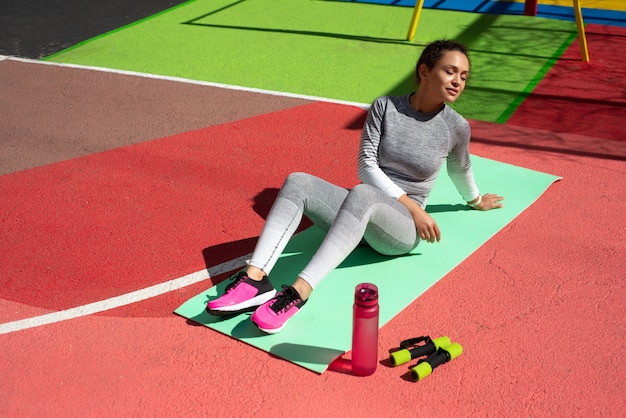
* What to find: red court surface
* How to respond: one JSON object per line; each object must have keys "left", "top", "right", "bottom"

{"left": 507, "top": 23, "right": 626, "bottom": 142}
{"left": 2, "top": 10, "right": 626, "bottom": 418}
{"left": 1, "top": 101, "right": 363, "bottom": 310}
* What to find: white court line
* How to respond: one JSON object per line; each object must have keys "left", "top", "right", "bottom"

{"left": 0, "top": 56, "right": 369, "bottom": 335}
{"left": 3, "top": 56, "right": 370, "bottom": 110}
{"left": 0, "top": 255, "right": 250, "bottom": 335}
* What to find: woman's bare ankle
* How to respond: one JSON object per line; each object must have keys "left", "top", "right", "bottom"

{"left": 245, "top": 266, "right": 267, "bottom": 281}
{"left": 292, "top": 277, "right": 313, "bottom": 301}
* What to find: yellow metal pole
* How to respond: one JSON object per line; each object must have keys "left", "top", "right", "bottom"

{"left": 406, "top": 0, "right": 425, "bottom": 41}
{"left": 573, "top": 0, "right": 590, "bottom": 62}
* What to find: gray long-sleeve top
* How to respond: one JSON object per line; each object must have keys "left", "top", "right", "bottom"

{"left": 357, "top": 94, "right": 480, "bottom": 208}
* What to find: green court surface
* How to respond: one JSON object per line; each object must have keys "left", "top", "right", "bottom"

{"left": 175, "top": 155, "right": 559, "bottom": 373}
{"left": 45, "top": 0, "right": 576, "bottom": 122}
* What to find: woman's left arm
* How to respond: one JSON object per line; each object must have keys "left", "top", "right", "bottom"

{"left": 447, "top": 117, "right": 504, "bottom": 211}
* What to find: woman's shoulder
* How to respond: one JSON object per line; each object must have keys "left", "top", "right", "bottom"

{"left": 441, "top": 105, "right": 471, "bottom": 139}
{"left": 370, "top": 95, "right": 411, "bottom": 115}
{"left": 371, "top": 94, "right": 410, "bottom": 106}
{"left": 442, "top": 104, "right": 468, "bottom": 123}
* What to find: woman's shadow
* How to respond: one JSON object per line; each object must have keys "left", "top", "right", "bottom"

{"left": 201, "top": 187, "right": 312, "bottom": 274}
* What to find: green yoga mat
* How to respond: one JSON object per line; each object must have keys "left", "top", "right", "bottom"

{"left": 45, "top": 0, "right": 576, "bottom": 122}
{"left": 175, "top": 155, "right": 560, "bottom": 373}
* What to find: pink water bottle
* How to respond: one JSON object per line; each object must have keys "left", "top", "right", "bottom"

{"left": 351, "top": 283, "right": 379, "bottom": 376}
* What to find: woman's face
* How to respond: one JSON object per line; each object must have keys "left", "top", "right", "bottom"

{"left": 420, "top": 50, "right": 470, "bottom": 103}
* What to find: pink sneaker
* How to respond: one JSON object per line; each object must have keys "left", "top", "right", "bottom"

{"left": 207, "top": 271, "right": 276, "bottom": 316}
{"left": 251, "top": 285, "right": 307, "bottom": 334}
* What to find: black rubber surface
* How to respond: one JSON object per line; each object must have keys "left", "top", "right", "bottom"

{"left": 0, "top": 0, "right": 189, "bottom": 58}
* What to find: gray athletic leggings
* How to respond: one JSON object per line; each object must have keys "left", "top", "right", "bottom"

{"left": 248, "top": 172, "right": 420, "bottom": 289}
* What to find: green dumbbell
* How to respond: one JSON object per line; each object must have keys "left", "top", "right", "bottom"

{"left": 389, "top": 336, "right": 451, "bottom": 366}
{"left": 409, "top": 342, "right": 463, "bottom": 381}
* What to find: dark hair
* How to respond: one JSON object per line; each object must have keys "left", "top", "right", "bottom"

{"left": 415, "top": 40, "right": 469, "bottom": 83}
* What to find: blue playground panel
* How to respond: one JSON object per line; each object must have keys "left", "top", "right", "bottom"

{"left": 342, "top": 0, "right": 626, "bottom": 27}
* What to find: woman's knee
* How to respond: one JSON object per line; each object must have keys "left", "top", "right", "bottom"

{"left": 280, "top": 172, "right": 312, "bottom": 196}
{"left": 283, "top": 172, "right": 317, "bottom": 190}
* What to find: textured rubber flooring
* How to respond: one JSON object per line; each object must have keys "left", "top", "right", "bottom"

{"left": 1, "top": 1, "right": 625, "bottom": 416}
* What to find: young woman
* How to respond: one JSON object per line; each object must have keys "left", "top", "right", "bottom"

{"left": 207, "top": 40, "right": 504, "bottom": 333}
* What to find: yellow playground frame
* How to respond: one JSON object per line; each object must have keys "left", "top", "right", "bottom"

{"left": 406, "top": 0, "right": 590, "bottom": 62}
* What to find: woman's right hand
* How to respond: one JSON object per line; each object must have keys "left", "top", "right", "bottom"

{"left": 398, "top": 195, "right": 441, "bottom": 243}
